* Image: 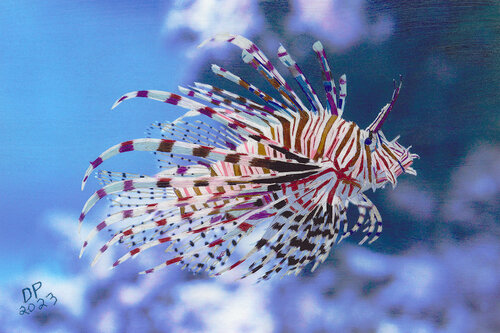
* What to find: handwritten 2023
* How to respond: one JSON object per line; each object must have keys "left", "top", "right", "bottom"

{"left": 19, "top": 281, "right": 57, "bottom": 315}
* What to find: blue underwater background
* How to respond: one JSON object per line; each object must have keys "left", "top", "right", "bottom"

{"left": 1, "top": 1, "right": 499, "bottom": 332}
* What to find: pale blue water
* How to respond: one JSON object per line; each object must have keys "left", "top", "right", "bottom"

{"left": 1, "top": 1, "right": 498, "bottom": 332}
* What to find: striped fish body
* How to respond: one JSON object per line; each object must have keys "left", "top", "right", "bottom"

{"left": 78, "top": 34, "right": 417, "bottom": 281}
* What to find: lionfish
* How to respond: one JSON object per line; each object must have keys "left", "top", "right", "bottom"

{"left": 78, "top": 34, "right": 417, "bottom": 281}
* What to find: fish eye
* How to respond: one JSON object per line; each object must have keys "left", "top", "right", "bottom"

{"left": 364, "top": 131, "right": 374, "bottom": 145}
